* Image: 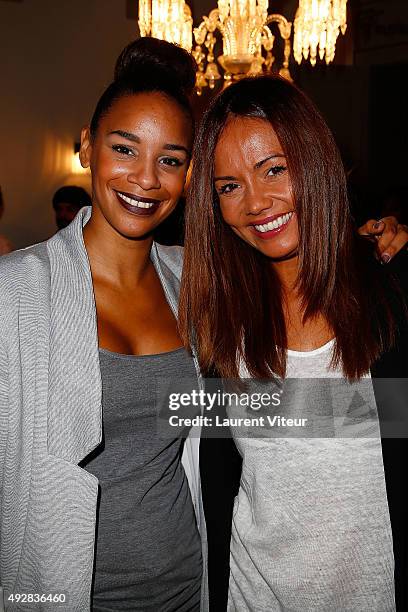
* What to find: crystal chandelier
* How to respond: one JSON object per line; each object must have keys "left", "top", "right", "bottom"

{"left": 137, "top": 0, "right": 348, "bottom": 94}
{"left": 294, "top": 0, "right": 347, "bottom": 66}
{"left": 193, "top": 1, "right": 293, "bottom": 93}
{"left": 138, "top": 0, "right": 193, "bottom": 52}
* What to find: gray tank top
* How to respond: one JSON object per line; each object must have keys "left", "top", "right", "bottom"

{"left": 83, "top": 347, "right": 202, "bottom": 611}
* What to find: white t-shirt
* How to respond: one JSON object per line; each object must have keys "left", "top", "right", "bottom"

{"left": 227, "top": 340, "right": 395, "bottom": 611}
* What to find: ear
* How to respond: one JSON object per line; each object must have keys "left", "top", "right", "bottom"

{"left": 79, "top": 126, "right": 92, "bottom": 168}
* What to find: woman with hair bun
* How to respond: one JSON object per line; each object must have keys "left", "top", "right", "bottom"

{"left": 0, "top": 38, "right": 206, "bottom": 611}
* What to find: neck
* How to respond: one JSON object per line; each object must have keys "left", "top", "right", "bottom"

{"left": 271, "top": 253, "right": 334, "bottom": 350}
{"left": 271, "top": 254, "right": 299, "bottom": 294}
{"left": 83, "top": 208, "right": 154, "bottom": 289}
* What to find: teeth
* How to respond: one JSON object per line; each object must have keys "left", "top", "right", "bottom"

{"left": 254, "top": 212, "right": 293, "bottom": 233}
{"left": 117, "top": 192, "right": 157, "bottom": 209}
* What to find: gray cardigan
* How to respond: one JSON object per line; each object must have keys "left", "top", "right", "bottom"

{"left": 0, "top": 207, "right": 208, "bottom": 611}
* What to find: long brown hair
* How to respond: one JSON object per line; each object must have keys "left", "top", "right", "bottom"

{"left": 179, "top": 76, "right": 398, "bottom": 380}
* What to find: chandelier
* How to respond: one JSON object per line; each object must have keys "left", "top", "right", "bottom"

{"left": 193, "top": 1, "right": 292, "bottom": 93}
{"left": 138, "top": 0, "right": 193, "bottom": 52}
{"left": 137, "top": 0, "right": 348, "bottom": 93}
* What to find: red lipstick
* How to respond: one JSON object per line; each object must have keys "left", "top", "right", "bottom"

{"left": 250, "top": 211, "right": 294, "bottom": 240}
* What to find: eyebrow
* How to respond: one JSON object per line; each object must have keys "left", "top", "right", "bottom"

{"left": 108, "top": 130, "right": 190, "bottom": 156}
{"left": 254, "top": 153, "right": 285, "bottom": 169}
{"left": 109, "top": 130, "right": 140, "bottom": 142}
{"left": 214, "top": 153, "right": 286, "bottom": 181}
{"left": 163, "top": 143, "right": 191, "bottom": 156}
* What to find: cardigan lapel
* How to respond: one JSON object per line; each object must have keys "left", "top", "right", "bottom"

{"left": 150, "top": 243, "right": 180, "bottom": 316}
{"left": 46, "top": 207, "right": 102, "bottom": 465}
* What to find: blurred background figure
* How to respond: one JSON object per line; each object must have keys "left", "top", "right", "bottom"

{"left": 52, "top": 185, "right": 92, "bottom": 230}
{"left": 0, "top": 186, "right": 14, "bottom": 255}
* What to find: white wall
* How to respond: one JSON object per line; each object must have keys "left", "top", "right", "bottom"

{"left": 0, "top": 0, "right": 137, "bottom": 247}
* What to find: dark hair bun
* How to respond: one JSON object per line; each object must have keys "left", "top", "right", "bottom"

{"left": 114, "top": 37, "right": 196, "bottom": 97}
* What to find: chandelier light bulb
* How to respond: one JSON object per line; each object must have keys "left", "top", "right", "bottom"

{"left": 138, "top": 0, "right": 193, "bottom": 51}
{"left": 293, "top": 0, "right": 347, "bottom": 66}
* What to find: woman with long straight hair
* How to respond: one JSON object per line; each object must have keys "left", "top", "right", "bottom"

{"left": 180, "top": 75, "right": 408, "bottom": 611}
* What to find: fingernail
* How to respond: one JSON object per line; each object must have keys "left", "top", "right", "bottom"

{"left": 373, "top": 221, "right": 383, "bottom": 229}
{"left": 381, "top": 253, "right": 391, "bottom": 264}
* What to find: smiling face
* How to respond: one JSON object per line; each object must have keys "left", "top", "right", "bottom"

{"left": 214, "top": 115, "right": 298, "bottom": 261}
{"left": 80, "top": 91, "right": 192, "bottom": 240}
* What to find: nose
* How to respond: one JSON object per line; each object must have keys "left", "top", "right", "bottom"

{"left": 245, "top": 186, "right": 273, "bottom": 216}
{"left": 127, "top": 159, "right": 160, "bottom": 191}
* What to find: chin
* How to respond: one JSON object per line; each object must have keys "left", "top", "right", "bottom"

{"left": 117, "top": 219, "right": 160, "bottom": 240}
{"left": 236, "top": 235, "right": 297, "bottom": 260}
{"left": 268, "top": 248, "right": 298, "bottom": 261}
{"left": 111, "top": 205, "right": 173, "bottom": 240}
{"left": 253, "top": 238, "right": 298, "bottom": 259}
